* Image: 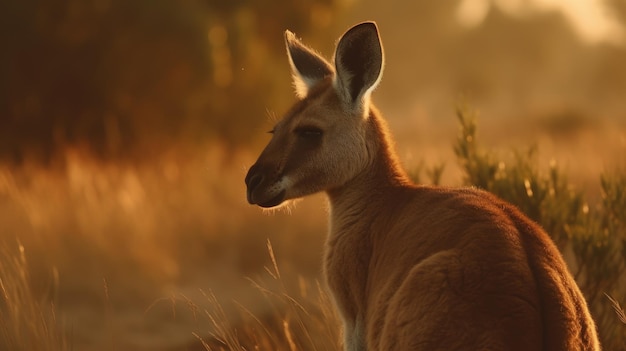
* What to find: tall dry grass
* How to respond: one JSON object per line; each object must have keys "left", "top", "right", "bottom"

{"left": 0, "top": 244, "right": 69, "bottom": 351}
{"left": 0, "top": 142, "right": 331, "bottom": 350}
{"left": 190, "top": 240, "right": 341, "bottom": 351}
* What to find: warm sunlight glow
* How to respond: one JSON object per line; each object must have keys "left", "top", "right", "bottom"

{"left": 456, "top": 0, "right": 529, "bottom": 27}
{"left": 534, "top": 0, "right": 625, "bottom": 45}
{"left": 456, "top": 0, "right": 490, "bottom": 28}
{"left": 456, "top": 0, "right": 625, "bottom": 45}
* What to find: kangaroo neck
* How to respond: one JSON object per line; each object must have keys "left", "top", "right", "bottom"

{"left": 326, "top": 110, "right": 411, "bottom": 217}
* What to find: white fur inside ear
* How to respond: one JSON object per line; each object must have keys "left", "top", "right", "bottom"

{"left": 332, "top": 73, "right": 377, "bottom": 117}
{"left": 291, "top": 73, "right": 315, "bottom": 99}
{"left": 285, "top": 30, "right": 333, "bottom": 98}
{"left": 286, "top": 48, "right": 307, "bottom": 98}
{"left": 331, "top": 71, "right": 349, "bottom": 104}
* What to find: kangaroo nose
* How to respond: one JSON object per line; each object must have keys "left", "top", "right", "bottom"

{"left": 246, "top": 173, "right": 263, "bottom": 191}
{"left": 245, "top": 167, "right": 264, "bottom": 204}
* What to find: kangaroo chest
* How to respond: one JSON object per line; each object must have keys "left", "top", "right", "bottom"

{"left": 324, "top": 217, "right": 374, "bottom": 322}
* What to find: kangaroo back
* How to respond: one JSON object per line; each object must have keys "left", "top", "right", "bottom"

{"left": 503, "top": 202, "right": 600, "bottom": 350}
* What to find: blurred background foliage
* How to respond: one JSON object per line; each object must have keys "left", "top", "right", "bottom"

{"left": 2, "top": 0, "right": 625, "bottom": 165}
{"left": 1, "top": 0, "right": 342, "bottom": 164}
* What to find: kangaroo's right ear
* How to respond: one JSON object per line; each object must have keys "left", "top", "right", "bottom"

{"left": 285, "top": 31, "right": 334, "bottom": 98}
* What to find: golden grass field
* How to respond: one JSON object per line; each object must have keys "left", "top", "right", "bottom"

{"left": 0, "top": 140, "right": 336, "bottom": 350}
{"left": 1, "top": 115, "right": 625, "bottom": 350}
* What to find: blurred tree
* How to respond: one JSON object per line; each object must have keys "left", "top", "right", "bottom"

{"left": 0, "top": 0, "right": 342, "bottom": 164}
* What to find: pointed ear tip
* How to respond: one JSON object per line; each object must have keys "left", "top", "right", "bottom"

{"left": 341, "top": 21, "right": 380, "bottom": 42}
{"left": 284, "top": 30, "right": 296, "bottom": 43}
{"left": 356, "top": 21, "right": 379, "bottom": 32}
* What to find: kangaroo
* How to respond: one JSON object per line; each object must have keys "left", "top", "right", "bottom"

{"left": 245, "top": 22, "right": 600, "bottom": 351}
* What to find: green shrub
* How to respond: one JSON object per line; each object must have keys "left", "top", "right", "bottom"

{"left": 454, "top": 107, "right": 626, "bottom": 349}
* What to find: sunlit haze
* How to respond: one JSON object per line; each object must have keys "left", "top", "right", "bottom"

{"left": 457, "top": 0, "right": 625, "bottom": 45}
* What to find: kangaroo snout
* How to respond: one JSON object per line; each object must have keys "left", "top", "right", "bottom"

{"left": 245, "top": 164, "right": 286, "bottom": 208}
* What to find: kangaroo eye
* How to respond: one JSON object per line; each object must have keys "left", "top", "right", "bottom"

{"left": 294, "top": 126, "right": 323, "bottom": 138}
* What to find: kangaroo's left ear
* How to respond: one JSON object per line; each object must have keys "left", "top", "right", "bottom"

{"left": 285, "top": 31, "right": 334, "bottom": 98}
{"left": 333, "top": 22, "right": 384, "bottom": 113}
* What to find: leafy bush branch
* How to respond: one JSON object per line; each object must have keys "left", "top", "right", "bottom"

{"left": 454, "top": 107, "right": 626, "bottom": 349}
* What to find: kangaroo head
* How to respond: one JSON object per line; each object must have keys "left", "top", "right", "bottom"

{"left": 245, "top": 22, "right": 384, "bottom": 208}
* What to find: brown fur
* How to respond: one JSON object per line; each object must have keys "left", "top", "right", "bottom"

{"left": 245, "top": 22, "right": 600, "bottom": 350}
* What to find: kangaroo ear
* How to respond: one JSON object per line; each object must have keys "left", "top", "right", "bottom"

{"left": 333, "top": 22, "right": 383, "bottom": 112}
{"left": 285, "top": 31, "right": 334, "bottom": 98}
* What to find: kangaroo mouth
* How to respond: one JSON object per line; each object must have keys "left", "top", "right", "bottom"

{"left": 256, "top": 190, "right": 287, "bottom": 208}
{"left": 247, "top": 187, "right": 286, "bottom": 208}
{"left": 246, "top": 180, "right": 287, "bottom": 208}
